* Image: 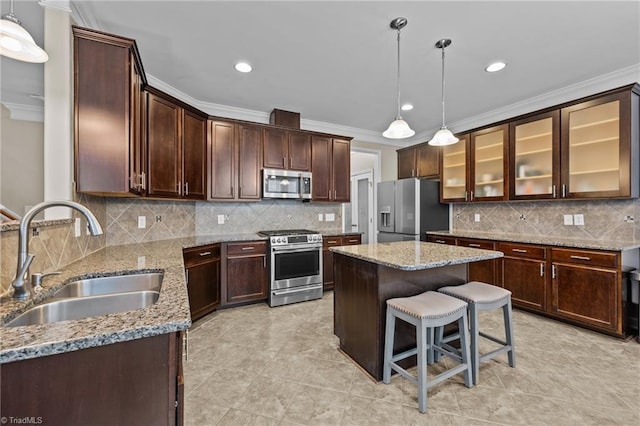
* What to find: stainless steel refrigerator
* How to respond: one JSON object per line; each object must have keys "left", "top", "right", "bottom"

{"left": 377, "top": 178, "right": 449, "bottom": 242}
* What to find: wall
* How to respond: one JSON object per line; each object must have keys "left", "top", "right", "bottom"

{"left": 452, "top": 198, "right": 640, "bottom": 242}
{"left": 351, "top": 140, "right": 397, "bottom": 181}
{"left": 0, "top": 105, "right": 44, "bottom": 215}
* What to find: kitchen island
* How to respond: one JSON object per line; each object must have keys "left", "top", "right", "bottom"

{"left": 331, "top": 240, "right": 503, "bottom": 381}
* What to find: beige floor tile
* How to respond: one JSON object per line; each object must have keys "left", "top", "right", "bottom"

{"left": 282, "top": 384, "right": 351, "bottom": 425}
{"left": 232, "top": 375, "right": 303, "bottom": 419}
{"left": 216, "top": 408, "right": 279, "bottom": 425}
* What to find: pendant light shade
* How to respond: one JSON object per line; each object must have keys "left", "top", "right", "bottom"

{"left": 0, "top": 0, "right": 48, "bottom": 63}
{"left": 383, "top": 17, "right": 414, "bottom": 140}
{"left": 428, "top": 39, "right": 457, "bottom": 146}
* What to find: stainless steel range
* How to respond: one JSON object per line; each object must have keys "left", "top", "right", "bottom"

{"left": 258, "top": 229, "right": 323, "bottom": 307}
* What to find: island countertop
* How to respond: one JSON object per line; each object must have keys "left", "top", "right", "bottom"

{"left": 0, "top": 233, "right": 265, "bottom": 364}
{"left": 330, "top": 240, "right": 503, "bottom": 271}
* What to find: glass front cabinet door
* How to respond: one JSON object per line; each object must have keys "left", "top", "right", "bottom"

{"left": 470, "top": 124, "right": 508, "bottom": 201}
{"left": 509, "top": 111, "right": 560, "bottom": 200}
{"left": 441, "top": 133, "right": 469, "bottom": 202}
{"left": 560, "top": 90, "right": 635, "bottom": 199}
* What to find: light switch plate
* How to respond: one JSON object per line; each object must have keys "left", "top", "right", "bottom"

{"left": 217, "top": 214, "right": 225, "bottom": 225}
{"left": 474, "top": 213, "right": 480, "bottom": 222}
{"left": 137, "top": 256, "right": 146, "bottom": 269}
{"left": 138, "top": 216, "right": 146, "bottom": 229}
{"left": 318, "top": 214, "right": 323, "bottom": 221}
{"left": 563, "top": 214, "right": 573, "bottom": 225}
{"left": 573, "top": 214, "right": 584, "bottom": 226}
{"left": 325, "top": 213, "right": 335, "bottom": 222}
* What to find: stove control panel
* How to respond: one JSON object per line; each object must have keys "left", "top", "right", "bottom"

{"left": 269, "top": 234, "right": 322, "bottom": 246}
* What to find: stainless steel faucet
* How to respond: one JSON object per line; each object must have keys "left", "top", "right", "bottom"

{"left": 11, "top": 200, "right": 104, "bottom": 300}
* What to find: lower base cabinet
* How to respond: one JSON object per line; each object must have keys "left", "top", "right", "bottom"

{"left": 1, "top": 332, "right": 184, "bottom": 425}
{"left": 323, "top": 234, "right": 361, "bottom": 290}
{"left": 497, "top": 242, "right": 547, "bottom": 311}
{"left": 222, "top": 241, "right": 268, "bottom": 306}
{"left": 183, "top": 244, "right": 221, "bottom": 321}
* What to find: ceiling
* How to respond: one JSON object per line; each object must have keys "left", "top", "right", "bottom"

{"left": 2, "top": 1, "right": 639, "bottom": 145}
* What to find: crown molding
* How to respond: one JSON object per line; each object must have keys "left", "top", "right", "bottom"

{"left": 39, "top": 0, "right": 72, "bottom": 14}
{"left": 2, "top": 103, "right": 44, "bottom": 122}
{"left": 69, "top": 1, "right": 99, "bottom": 28}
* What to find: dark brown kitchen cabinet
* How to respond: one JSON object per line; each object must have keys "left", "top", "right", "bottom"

{"left": 183, "top": 244, "right": 221, "bottom": 321}
{"left": 440, "top": 134, "right": 470, "bottom": 202}
{"left": 1, "top": 332, "right": 184, "bottom": 425}
{"left": 73, "top": 26, "right": 147, "bottom": 196}
{"left": 209, "top": 120, "right": 262, "bottom": 201}
{"left": 263, "top": 128, "right": 311, "bottom": 171}
{"left": 497, "top": 242, "right": 547, "bottom": 311}
{"left": 146, "top": 88, "right": 207, "bottom": 199}
{"left": 470, "top": 124, "right": 509, "bottom": 201}
{"left": 223, "top": 241, "right": 268, "bottom": 306}
{"left": 312, "top": 136, "right": 351, "bottom": 202}
{"left": 456, "top": 238, "right": 498, "bottom": 285}
{"left": 426, "top": 235, "right": 456, "bottom": 245}
{"left": 397, "top": 143, "right": 440, "bottom": 179}
{"left": 551, "top": 247, "right": 620, "bottom": 333}
{"left": 322, "top": 234, "right": 361, "bottom": 290}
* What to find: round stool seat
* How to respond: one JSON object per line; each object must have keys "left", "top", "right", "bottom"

{"left": 387, "top": 291, "right": 468, "bottom": 320}
{"left": 438, "top": 281, "right": 511, "bottom": 305}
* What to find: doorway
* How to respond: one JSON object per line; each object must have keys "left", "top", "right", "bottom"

{"left": 346, "top": 171, "right": 374, "bottom": 243}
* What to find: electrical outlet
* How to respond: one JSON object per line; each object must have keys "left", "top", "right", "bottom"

{"left": 625, "top": 215, "right": 635, "bottom": 223}
{"left": 74, "top": 218, "right": 82, "bottom": 237}
{"left": 474, "top": 213, "right": 480, "bottom": 222}
{"left": 519, "top": 214, "right": 526, "bottom": 221}
{"left": 155, "top": 215, "right": 162, "bottom": 223}
{"left": 563, "top": 214, "right": 573, "bottom": 225}
{"left": 325, "top": 213, "right": 335, "bottom": 222}
{"left": 217, "top": 215, "right": 225, "bottom": 225}
{"left": 318, "top": 214, "right": 323, "bottom": 221}
{"left": 137, "top": 256, "right": 146, "bottom": 269}
{"left": 138, "top": 216, "right": 146, "bottom": 229}
{"left": 573, "top": 214, "right": 584, "bottom": 226}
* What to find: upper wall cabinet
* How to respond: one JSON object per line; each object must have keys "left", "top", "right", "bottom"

{"left": 146, "top": 88, "right": 207, "bottom": 200}
{"left": 441, "top": 134, "right": 470, "bottom": 202}
{"left": 263, "top": 128, "right": 311, "bottom": 171}
{"left": 311, "top": 136, "right": 351, "bottom": 202}
{"left": 397, "top": 143, "right": 440, "bottom": 179}
{"left": 73, "top": 26, "right": 146, "bottom": 196}
{"left": 561, "top": 89, "right": 638, "bottom": 199}
{"left": 470, "top": 124, "right": 509, "bottom": 201}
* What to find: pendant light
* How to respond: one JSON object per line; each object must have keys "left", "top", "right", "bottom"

{"left": 428, "top": 39, "right": 458, "bottom": 146}
{"left": 383, "top": 17, "right": 414, "bottom": 139}
{"left": 0, "top": 0, "right": 48, "bottom": 63}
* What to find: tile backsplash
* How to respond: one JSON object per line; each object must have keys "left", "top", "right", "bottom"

{"left": 452, "top": 198, "right": 640, "bottom": 241}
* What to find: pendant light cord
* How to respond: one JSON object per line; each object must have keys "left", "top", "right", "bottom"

{"left": 440, "top": 44, "right": 446, "bottom": 128}
{"left": 395, "top": 28, "right": 402, "bottom": 119}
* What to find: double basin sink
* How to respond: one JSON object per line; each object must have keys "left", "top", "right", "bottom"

{"left": 5, "top": 272, "right": 163, "bottom": 327}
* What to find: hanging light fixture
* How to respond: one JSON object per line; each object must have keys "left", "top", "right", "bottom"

{"left": 428, "top": 39, "right": 458, "bottom": 146}
{"left": 383, "top": 17, "right": 414, "bottom": 139}
{"left": 0, "top": 0, "right": 48, "bottom": 63}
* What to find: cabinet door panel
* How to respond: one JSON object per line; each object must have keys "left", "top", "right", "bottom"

{"left": 397, "top": 148, "right": 416, "bottom": 179}
{"left": 129, "top": 61, "right": 145, "bottom": 194}
{"left": 238, "top": 125, "right": 262, "bottom": 199}
{"left": 263, "top": 127, "right": 288, "bottom": 169}
{"left": 416, "top": 144, "right": 440, "bottom": 178}
{"left": 183, "top": 111, "right": 207, "bottom": 200}
{"left": 552, "top": 263, "right": 618, "bottom": 331}
{"left": 226, "top": 256, "right": 267, "bottom": 303}
{"left": 457, "top": 238, "right": 497, "bottom": 285}
{"left": 323, "top": 248, "right": 334, "bottom": 290}
{"left": 501, "top": 257, "right": 546, "bottom": 311}
{"left": 210, "top": 121, "right": 236, "bottom": 199}
{"left": 288, "top": 132, "right": 311, "bottom": 171}
{"left": 332, "top": 139, "right": 351, "bottom": 202}
{"left": 311, "top": 136, "right": 332, "bottom": 201}
{"left": 471, "top": 124, "right": 508, "bottom": 201}
{"left": 186, "top": 260, "right": 220, "bottom": 321}
{"left": 147, "top": 94, "right": 181, "bottom": 197}
{"left": 441, "top": 135, "right": 469, "bottom": 202}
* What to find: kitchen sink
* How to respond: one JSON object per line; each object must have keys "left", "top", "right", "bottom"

{"left": 51, "top": 272, "right": 163, "bottom": 298}
{"left": 5, "top": 291, "right": 160, "bottom": 327}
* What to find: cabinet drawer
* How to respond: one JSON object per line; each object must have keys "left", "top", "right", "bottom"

{"left": 497, "top": 242, "right": 546, "bottom": 260}
{"left": 457, "top": 238, "right": 494, "bottom": 250}
{"left": 551, "top": 248, "right": 618, "bottom": 268}
{"left": 323, "top": 237, "right": 343, "bottom": 248}
{"left": 226, "top": 241, "right": 267, "bottom": 256}
{"left": 342, "top": 235, "right": 361, "bottom": 245}
{"left": 183, "top": 244, "right": 220, "bottom": 267}
{"left": 428, "top": 235, "right": 456, "bottom": 245}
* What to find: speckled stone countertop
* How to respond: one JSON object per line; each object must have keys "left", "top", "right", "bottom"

{"left": 0, "top": 233, "right": 264, "bottom": 364}
{"left": 320, "top": 231, "right": 363, "bottom": 237}
{"left": 426, "top": 230, "right": 640, "bottom": 251}
{"left": 330, "top": 241, "right": 503, "bottom": 271}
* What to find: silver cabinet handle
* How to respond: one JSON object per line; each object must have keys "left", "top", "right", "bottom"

{"left": 570, "top": 255, "right": 591, "bottom": 261}
{"left": 199, "top": 251, "right": 212, "bottom": 256}
{"left": 263, "top": 256, "right": 266, "bottom": 268}
{"left": 177, "top": 181, "right": 182, "bottom": 195}
{"left": 540, "top": 263, "right": 545, "bottom": 277}
{"left": 468, "top": 243, "right": 481, "bottom": 248}
{"left": 470, "top": 191, "right": 474, "bottom": 201}
{"left": 185, "top": 268, "right": 189, "bottom": 284}
{"left": 512, "top": 248, "right": 527, "bottom": 253}
{"left": 464, "top": 191, "right": 468, "bottom": 201}
{"left": 552, "top": 184, "right": 557, "bottom": 198}
{"left": 184, "top": 181, "right": 189, "bottom": 195}
{"left": 435, "top": 239, "right": 446, "bottom": 244}
{"left": 552, "top": 264, "right": 556, "bottom": 279}
{"left": 183, "top": 330, "right": 189, "bottom": 362}
{"left": 347, "top": 239, "right": 359, "bottom": 243}
{"left": 562, "top": 184, "right": 567, "bottom": 198}
{"left": 242, "top": 246, "right": 255, "bottom": 251}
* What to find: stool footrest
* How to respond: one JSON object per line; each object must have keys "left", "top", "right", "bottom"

{"left": 388, "top": 363, "right": 418, "bottom": 385}
{"left": 435, "top": 343, "right": 463, "bottom": 364}
{"left": 479, "top": 331, "right": 507, "bottom": 346}
{"left": 479, "top": 345, "right": 513, "bottom": 362}
{"left": 427, "top": 363, "right": 471, "bottom": 389}
{"left": 391, "top": 347, "right": 418, "bottom": 364}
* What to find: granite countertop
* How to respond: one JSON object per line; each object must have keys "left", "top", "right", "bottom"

{"left": 0, "top": 233, "right": 265, "bottom": 364}
{"left": 330, "top": 240, "right": 503, "bottom": 271}
{"left": 321, "top": 231, "right": 364, "bottom": 237}
{"left": 426, "top": 230, "right": 640, "bottom": 251}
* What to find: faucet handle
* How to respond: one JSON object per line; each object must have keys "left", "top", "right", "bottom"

{"left": 31, "top": 271, "right": 62, "bottom": 290}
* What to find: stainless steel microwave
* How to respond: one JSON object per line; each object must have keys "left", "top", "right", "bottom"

{"left": 263, "top": 169, "right": 312, "bottom": 200}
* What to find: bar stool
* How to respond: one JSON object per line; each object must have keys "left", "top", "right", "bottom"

{"left": 438, "top": 281, "right": 516, "bottom": 385}
{"left": 383, "top": 291, "right": 473, "bottom": 413}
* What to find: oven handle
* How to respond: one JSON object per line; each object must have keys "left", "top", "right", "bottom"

{"left": 272, "top": 284, "right": 323, "bottom": 295}
{"left": 272, "top": 244, "right": 322, "bottom": 253}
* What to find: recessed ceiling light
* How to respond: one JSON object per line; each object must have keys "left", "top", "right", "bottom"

{"left": 234, "top": 62, "right": 252, "bottom": 73}
{"left": 485, "top": 62, "right": 506, "bottom": 73}
{"left": 401, "top": 103, "right": 414, "bottom": 111}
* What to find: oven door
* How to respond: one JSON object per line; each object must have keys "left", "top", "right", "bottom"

{"left": 271, "top": 244, "right": 322, "bottom": 290}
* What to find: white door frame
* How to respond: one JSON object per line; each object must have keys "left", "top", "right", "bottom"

{"left": 346, "top": 169, "right": 374, "bottom": 243}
